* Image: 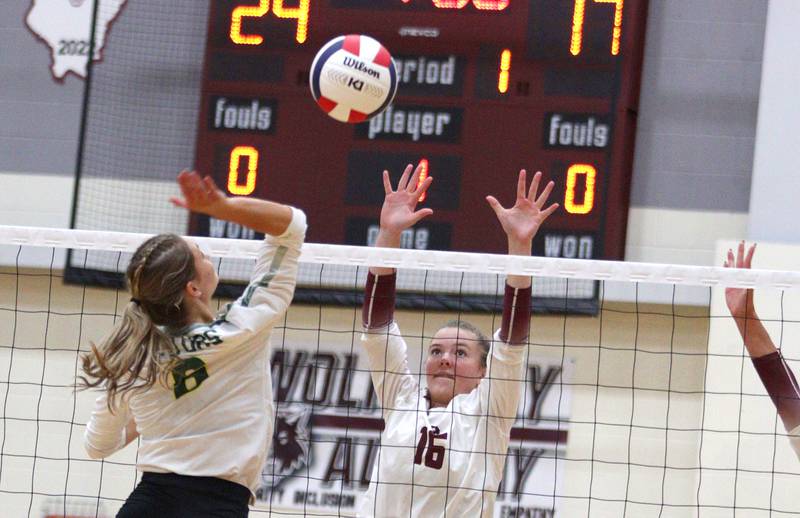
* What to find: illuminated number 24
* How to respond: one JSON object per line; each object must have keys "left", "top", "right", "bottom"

{"left": 564, "top": 164, "right": 596, "bottom": 215}
{"left": 228, "top": 146, "right": 259, "bottom": 196}
{"left": 430, "top": 0, "right": 510, "bottom": 10}
{"left": 230, "top": 0, "right": 310, "bottom": 45}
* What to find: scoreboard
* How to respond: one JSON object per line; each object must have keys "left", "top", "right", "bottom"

{"left": 192, "top": 0, "right": 648, "bottom": 261}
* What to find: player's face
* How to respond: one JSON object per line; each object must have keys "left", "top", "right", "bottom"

{"left": 425, "top": 326, "right": 486, "bottom": 408}
{"left": 188, "top": 241, "right": 218, "bottom": 305}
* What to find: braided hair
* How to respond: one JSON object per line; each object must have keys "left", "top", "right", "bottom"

{"left": 78, "top": 234, "right": 196, "bottom": 411}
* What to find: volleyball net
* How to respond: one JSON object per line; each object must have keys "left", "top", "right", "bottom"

{"left": 1, "top": 226, "right": 800, "bottom": 518}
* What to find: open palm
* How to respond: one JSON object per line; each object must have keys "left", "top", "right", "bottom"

{"left": 379, "top": 163, "right": 433, "bottom": 235}
{"left": 486, "top": 170, "right": 558, "bottom": 244}
{"left": 724, "top": 241, "right": 756, "bottom": 318}
{"left": 170, "top": 170, "right": 226, "bottom": 215}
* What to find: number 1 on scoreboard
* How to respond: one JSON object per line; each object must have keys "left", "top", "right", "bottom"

{"left": 416, "top": 158, "right": 429, "bottom": 202}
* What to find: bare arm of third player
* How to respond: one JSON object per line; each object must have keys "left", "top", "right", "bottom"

{"left": 724, "top": 241, "right": 800, "bottom": 459}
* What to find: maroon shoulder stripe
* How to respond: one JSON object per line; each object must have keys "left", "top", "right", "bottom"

{"left": 752, "top": 351, "right": 800, "bottom": 431}
{"left": 363, "top": 272, "right": 396, "bottom": 329}
{"left": 499, "top": 284, "right": 532, "bottom": 345}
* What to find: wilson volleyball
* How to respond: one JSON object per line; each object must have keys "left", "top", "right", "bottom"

{"left": 310, "top": 34, "right": 398, "bottom": 123}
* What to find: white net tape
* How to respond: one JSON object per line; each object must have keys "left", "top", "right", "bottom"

{"left": 2, "top": 225, "right": 799, "bottom": 290}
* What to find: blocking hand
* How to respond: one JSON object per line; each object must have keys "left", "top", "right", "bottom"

{"left": 378, "top": 163, "right": 434, "bottom": 236}
{"left": 486, "top": 170, "right": 558, "bottom": 246}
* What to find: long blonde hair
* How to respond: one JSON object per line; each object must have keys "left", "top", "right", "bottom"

{"left": 78, "top": 234, "right": 196, "bottom": 410}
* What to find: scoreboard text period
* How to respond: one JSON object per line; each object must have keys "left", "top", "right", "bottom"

{"left": 193, "top": 0, "right": 649, "bottom": 261}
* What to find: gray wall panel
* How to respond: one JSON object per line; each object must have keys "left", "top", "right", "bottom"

{"left": 653, "top": 20, "right": 765, "bottom": 61}
{"left": 0, "top": 100, "right": 82, "bottom": 139}
{"left": 630, "top": 0, "right": 767, "bottom": 210}
{"left": 0, "top": 3, "right": 30, "bottom": 28}
{"left": 661, "top": 0, "right": 767, "bottom": 23}
{"left": 0, "top": 4, "right": 83, "bottom": 174}
{"left": 635, "top": 132, "right": 754, "bottom": 179}
{"left": 633, "top": 169, "right": 751, "bottom": 212}
{"left": 0, "top": 137, "right": 77, "bottom": 173}
{"left": 78, "top": 0, "right": 209, "bottom": 182}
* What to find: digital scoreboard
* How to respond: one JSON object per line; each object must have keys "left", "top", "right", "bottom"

{"left": 192, "top": 0, "right": 648, "bottom": 263}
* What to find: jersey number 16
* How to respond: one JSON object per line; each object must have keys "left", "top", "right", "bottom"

{"left": 414, "top": 426, "right": 448, "bottom": 470}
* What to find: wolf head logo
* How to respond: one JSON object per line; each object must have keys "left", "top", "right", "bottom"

{"left": 256, "top": 404, "right": 312, "bottom": 499}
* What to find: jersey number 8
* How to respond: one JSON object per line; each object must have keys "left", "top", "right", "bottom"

{"left": 172, "top": 357, "right": 209, "bottom": 399}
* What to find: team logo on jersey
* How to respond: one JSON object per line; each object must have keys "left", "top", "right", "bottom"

{"left": 257, "top": 404, "right": 312, "bottom": 495}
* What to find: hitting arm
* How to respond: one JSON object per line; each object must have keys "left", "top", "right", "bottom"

{"left": 171, "top": 170, "right": 293, "bottom": 236}
{"left": 725, "top": 241, "right": 800, "bottom": 432}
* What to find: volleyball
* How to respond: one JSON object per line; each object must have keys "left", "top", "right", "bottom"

{"left": 309, "top": 34, "right": 398, "bottom": 123}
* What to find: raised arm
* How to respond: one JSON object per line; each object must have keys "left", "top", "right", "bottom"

{"left": 725, "top": 241, "right": 800, "bottom": 433}
{"left": 368, "top": 164, "right": 433, "bottom": 275}
{"left": 171, "top": 170, "right": 293, "bottom": 237}
{"left": 486, "top": 170, "right": 558, "bottom": 343}
{"left": 474, "top": 170, "right": 557, "bottom": 422}
{"left": 724, "top": 242, "right": 776, "bottom": 357}
{"left": 172, "top": 169, "right": 305, "bottom": 335}
{"left": 363, "top": 163, "right": 432, "bottom": 328}
{"left": 361, "top": 164, "right": 433, "bottom": 407}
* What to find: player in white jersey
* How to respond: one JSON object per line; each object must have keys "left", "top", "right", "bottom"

{"left": 724, "top": 241, "right": 800, "bottom": 459}
{"left": 358, "top": 164, "right": 558, "bottom": 517}
{"left": 80, "top": 171, "right": 306, "bottom": 517}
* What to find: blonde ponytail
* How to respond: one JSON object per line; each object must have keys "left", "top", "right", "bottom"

{"left": 78, "top": 234, "right": 196, "bottom": 411}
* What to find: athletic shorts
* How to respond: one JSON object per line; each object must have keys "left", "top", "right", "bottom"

{"left": 116, "top": 472, "right": 250, "bottom": 518}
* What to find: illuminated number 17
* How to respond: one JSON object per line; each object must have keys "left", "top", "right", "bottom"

{"left": 230, "top": 0, "right": 310, "bottom": 45}
{"left": 570, "top": 0, "right": 624, "bottom": 56}
{"left": 431, "top": 0, "right": 510, "bottom": 10}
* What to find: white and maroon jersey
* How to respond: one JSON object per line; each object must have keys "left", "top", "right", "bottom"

{"left": 358, "top": 322, "right": 527, "bottom": 518}
{"left": 84, "top": 208, "right": 306, "bottom": 499}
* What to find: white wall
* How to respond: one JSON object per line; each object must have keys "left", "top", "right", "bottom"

{"left": 0, "top": 173, "right": 74, "bottom": 228}
{"left": 748, "top": 0, "right": 800, "bottom": 244}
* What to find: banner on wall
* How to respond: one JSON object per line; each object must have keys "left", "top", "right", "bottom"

{"left": 255, "top": 340, "right": 573, "bottom": 517}
{"left": 25, "top": 0, "right": 128, "bottom": 81}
